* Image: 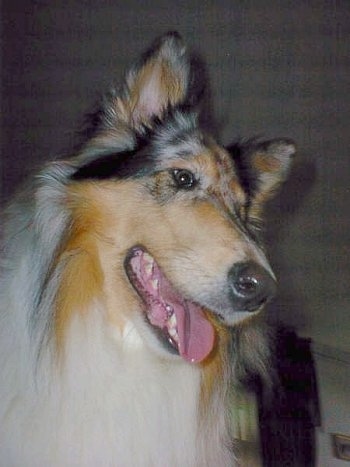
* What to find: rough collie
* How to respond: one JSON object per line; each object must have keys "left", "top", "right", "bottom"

{"left": 0, "top": 32, "right": 295, "bottom": 466}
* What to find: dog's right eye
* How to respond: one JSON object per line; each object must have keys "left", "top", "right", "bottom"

{"left": 171, "top": 169, "right": 197, "bottom": 190}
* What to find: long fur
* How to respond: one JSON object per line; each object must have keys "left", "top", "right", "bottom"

{"left": 0, "top": 32, "right": 295, "bottom": 466}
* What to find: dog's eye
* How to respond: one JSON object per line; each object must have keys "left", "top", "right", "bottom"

{"left": 171, "top": 169, "right": 197, "bottom": 190}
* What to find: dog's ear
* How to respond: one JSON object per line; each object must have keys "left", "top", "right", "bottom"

{"left": 74, "top": 32, "right": 200, "bottom": 170}
{"left": 228, "top": 139, "right": 296, "bottom": 214}
{"left": 108, "top": 32, "right": 192, "bottom": 134}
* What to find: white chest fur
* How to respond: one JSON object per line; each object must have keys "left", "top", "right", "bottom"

{"left": 0, "top": 309, "right": 235, "bottom": 467}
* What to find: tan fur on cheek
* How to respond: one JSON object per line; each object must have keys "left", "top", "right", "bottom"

{"left": 59, "top": 181, "right": 159, "bottom": 334}
{"left": 54, "top": 183, "right": 113, "bottom": 349}
{"left": 165, "top": 200, "right": 243, "bottom": 256}
{"left": 55, "top": 248, "right": 103, "bottom": 348}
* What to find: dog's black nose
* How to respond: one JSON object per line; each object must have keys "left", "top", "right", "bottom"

{"left": 228, "top": 261, "right": 277, "bottom": 312}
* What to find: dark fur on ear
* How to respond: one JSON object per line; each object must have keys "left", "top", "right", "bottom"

{"left": 228, "top": 138, "right": 296, "bottom": 210}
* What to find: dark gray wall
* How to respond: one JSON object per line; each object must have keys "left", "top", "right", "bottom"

{"left": 2, "top": 0, "right": 350, "bottom": 352}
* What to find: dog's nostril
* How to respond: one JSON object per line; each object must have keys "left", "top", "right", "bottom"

{"left": 229, "top": 261, "right": 277, "bottom": 312}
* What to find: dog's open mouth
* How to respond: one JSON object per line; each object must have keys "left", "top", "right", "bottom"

{"left": 125, "top": 246, "right": 215, "bottom": 363}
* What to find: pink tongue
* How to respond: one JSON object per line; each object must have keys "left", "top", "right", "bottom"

{"left": 159, "top": 280, "right": 215, "bottom": 362}
{"left": 174, "top": 298, "right": 215, "bottom": 363}
{"left": 130, "top": 250, "right": 215, "bottom": 363}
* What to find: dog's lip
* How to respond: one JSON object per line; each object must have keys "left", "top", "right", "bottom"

{"left": 124, "top": 245, "right": 215, "bottom": 363}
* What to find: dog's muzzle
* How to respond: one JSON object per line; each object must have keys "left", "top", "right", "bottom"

{"left": 228, "top": 261, "right": 277, "bottom": 312}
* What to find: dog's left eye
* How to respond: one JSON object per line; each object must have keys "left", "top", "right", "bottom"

{"left": 171, "top": 169, "right": 197, "bottom": 190}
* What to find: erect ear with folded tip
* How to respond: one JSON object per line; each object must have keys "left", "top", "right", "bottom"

{"left": 110, "top": 32, "right": 193, "bottom": 133}
{"left": 228, "top": 138, "right": 296, "bottom": 217}
{"left": 74, "top": 32, "right": 202, "bottom": 170}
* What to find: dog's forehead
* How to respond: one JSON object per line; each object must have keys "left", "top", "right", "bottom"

{"left": 154, "top": 112, "right": 230, "bottom": 169}
{"left": 152, "top": 110, "right": 204, "bottom": 157}
{"left": 153, "top": 111, "right": 245, "bottom": 200}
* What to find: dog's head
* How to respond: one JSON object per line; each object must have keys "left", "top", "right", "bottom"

{"left": 50, "top": 33, "right": 295, "bottom": 363}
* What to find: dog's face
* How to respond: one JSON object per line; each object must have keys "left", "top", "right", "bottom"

{"left": 57, "top": 33, "right": 295, "bottom": 363}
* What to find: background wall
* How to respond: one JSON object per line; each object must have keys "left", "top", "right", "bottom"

{"left": 2, "top": 0, "right": 350, "bottom": 464}
{"left": 314, "top": 346, "right": 350, "bottom": 466}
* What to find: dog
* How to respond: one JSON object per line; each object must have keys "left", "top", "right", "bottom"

{"left": 0, "top": 32, "right": 295, "bottom": 466}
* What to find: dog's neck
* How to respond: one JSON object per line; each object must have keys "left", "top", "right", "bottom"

{"left": 9, "top": 305, "right": 234, "bottom": 466}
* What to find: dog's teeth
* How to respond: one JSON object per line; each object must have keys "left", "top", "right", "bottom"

{"left": 165, "top": 304, "right": 173, "bottom": 316}
{"left": 168, "top": 312, "right": 177, "bottom": 329}
{"left": 169, "top": 327, "right": 179, "bottom": 342}
{"left": 143, "top": 253, "right": 154, "bottom": 275}
{"left": 145, "top": 262, "right": 153, "bottom": 276}
{"left": 151, "top": 279, "right": 159, "bottom": 291}
{"left": 143, "top": 252, "right": 153, "bottom": 263}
